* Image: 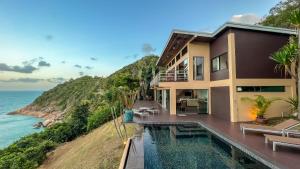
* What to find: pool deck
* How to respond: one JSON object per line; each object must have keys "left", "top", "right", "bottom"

{"left": 126, "top": 100, "right": 300, "bottom": 169}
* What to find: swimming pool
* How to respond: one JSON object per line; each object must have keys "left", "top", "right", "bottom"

{"left": 144, "top": 124, "right": 270, "bottom": 169}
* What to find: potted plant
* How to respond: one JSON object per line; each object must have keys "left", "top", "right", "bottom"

{"left": 119, "top": 87, "right": 137, "bottom": 122}
{"left": 241, "top": 95, "right": 280, "bottom": 123}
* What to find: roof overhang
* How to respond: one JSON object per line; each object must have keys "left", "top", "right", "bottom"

{"left": 156, "top": 22, "right": 297, "bottom": 66}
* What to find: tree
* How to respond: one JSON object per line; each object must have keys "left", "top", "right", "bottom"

{"left": 270, "top": 9, "right": 300, "bottom": 119}
{"left": 270, "top": 39, "right": 298, "bottom": 80}
{"left": 70, "top": 102, "right": 90, "bottom": 135}
{"left": 290, "top": 9, "right": 300, "bottom": 118}
{"left": 261, "top": 0, "right": 300, "bottom": 28}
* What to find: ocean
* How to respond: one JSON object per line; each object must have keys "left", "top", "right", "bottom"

{"left": 0, "top": 91, "right": 43, "bottom": 149}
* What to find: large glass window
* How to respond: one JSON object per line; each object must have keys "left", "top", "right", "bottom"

{"left": 211, "top": 53, "right": 228, "bottom": 72}
{"left": 193, "top": 56, "right": 204, "bottom": 80}
{"left": 176, "top": 89, "right": 208, "bottom": 114}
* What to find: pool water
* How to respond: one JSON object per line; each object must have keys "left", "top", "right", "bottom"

{"left": 144, "top": 124, "right": 270, "bottom": 169}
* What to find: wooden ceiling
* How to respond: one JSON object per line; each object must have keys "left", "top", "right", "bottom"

{"left": 157, "top": 33, "right": 194, "bottom": 66}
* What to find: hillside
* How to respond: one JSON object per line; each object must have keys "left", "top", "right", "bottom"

{"left": 260, "top": 0, "right": 300, "bottom": 28}
{"left": 11, "top": 55, "right": 158, "bottom": 126}
{"left": 39, "top": 118, "right": 140, "bottom": 169}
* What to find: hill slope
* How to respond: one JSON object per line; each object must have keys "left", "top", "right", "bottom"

{"left": 11, "top": 55, "right": 158, "bottom": 126}
{"left": 39, "top": 119, "right": 139, "bottom": 169}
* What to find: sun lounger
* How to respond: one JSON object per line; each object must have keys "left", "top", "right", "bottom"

{"left": 147, "top": 109, "right": 159, "bottom": 115}
{"left": 285, "top": 130, "right": 300, "bottom": 137}
{"left": 240, "top": 119, "right": 300, "bottom": 136}
{"left": 265, "top": 134, "right": 300, "bottom": 151}
{"left": 133, "top": 109, "right": 149, "bottom": 118}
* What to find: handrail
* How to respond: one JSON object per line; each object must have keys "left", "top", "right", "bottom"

{"left": 150, "top": 70, "right": 188, "bottom": 86}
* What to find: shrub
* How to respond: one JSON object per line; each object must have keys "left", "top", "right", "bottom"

{"left": 87, "top": 106, "right": 112, "bottom": 131}
{"left": 41, "top": 122, "right": 74, "bottom": 143}
{"left": 69, "top": 103, "right": 89, "bottom": 135}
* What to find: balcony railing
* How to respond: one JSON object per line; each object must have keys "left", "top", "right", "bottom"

{"left": 150, "top": 70, "right": 188, "bottom": 87}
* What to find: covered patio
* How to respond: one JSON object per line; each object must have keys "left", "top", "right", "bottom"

{"left": 129, "top": 100, "right": 300, "bottom": 169}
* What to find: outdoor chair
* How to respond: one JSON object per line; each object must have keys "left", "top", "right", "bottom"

{"left": 264, "top": 134, "right": 300, "bottom": 151}
{"left": 240, "top": 119, "right": 300, "bottom": 136}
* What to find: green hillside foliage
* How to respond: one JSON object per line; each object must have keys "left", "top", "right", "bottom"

{"left": 32, "top": 55, "right": 158, "bottom": 114}
{"left": 32, "top": 76, "right": 105, "bottom": 114}
{"left": 260, "top": 0, "right": 300, "bottom": 28}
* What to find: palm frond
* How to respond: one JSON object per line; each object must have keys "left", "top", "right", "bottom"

{"left": 289, "top": 9, "right": 300, "bottom": 27}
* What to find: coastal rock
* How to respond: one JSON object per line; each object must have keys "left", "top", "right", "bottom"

{"left": 9, "top": 104, "right": 64, "bottom": 127}
{"left": 33, "top": 122, "right": 44, "bottom": 129}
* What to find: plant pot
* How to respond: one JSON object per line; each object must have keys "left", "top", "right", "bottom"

{"left": 256, "top": 117, "right": 267, "bottom": 124}
{"left": 124, "top": 109, "right": 134, "bottom": 122}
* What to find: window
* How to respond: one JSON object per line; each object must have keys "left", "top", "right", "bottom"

{"left": 220, "top": 54, "right": 228, "bottom": 70}
{"left": 176, "top": 58, "right": 188, "bottom": 81}
{"left": 176, "top": 53, "right": 180, "bottom": 61}
{"left": 193, "top": 56, "right": 204, "bottom": 80}
{"left": 236, "top": 86, "right": 285, "bottom": 92}
{"left": 182, "top": 46, "right": 188, "bottom": 56}
{"left": 212, "top": 57, "right": 219, "bottom": 72}
{"left": 211, "top": 53, "right": 228, "bottom": 72}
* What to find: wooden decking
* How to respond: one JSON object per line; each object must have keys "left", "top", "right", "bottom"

{"left": 129, "top": 100, "right": 300, "bottom": 169}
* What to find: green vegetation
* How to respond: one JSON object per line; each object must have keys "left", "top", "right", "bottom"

{"left": 241, "top": 95, "right": 280, "bottom": 119}
{"left": 0, "top": 55, "right": 158, "bottom": 169}
{"left": 260, "top": 0, "right": 300, "bottom": 28}
{"left": 0, "top": 103, "right": 86, "bottom": 169}
{"left": 282, "top": 97, "right": 299, "bottom": 114}
{"left": 32, "top": 55, "right": 158, "bottom": 115}
{"left": 265, "top": 0, "right": 300, "bottom": 119}
{"left": 270, "top": 39, "right": 298, "bottom": 79}
{"left": 39, "top": 119, "right": 139, "bottom": 169}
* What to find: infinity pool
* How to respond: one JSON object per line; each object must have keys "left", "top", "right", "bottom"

{"left": 144, "top": 124, "right": 270, "bottom": 169}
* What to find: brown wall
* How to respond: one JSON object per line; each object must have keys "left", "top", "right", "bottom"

{"left": 233, "top": 29, "right": 290, "bottom": 79}
{"left": 211, "top": 86, "right": 230, "bottom": 121}
{"left": 210, "top": 30, "right": 229, "bottom": 81}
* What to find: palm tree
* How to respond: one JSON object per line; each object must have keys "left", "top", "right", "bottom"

{"left": 270, "top": 40, "right": 298, "bottom": 79}
{"left": 270, "top": 9, "right": 300, "bottom": 119}
{"left": 290, "top": 9, "right": 300, "bottom": 119}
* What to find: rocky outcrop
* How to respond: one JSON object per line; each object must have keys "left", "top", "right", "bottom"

{"left": 9, "top": 105, "right": 64, "bottom": 127}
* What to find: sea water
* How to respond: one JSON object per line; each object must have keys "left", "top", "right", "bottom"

{"left": 0, "top": 91, "right": 43, "bottom": 149}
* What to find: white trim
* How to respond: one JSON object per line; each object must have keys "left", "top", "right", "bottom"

{"left": 241, "top": 127, "right": 284, "bottom": 136}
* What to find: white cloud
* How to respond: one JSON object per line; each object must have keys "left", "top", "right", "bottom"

{"left": 230, "top": 14, "right": 261, "bottom": 25}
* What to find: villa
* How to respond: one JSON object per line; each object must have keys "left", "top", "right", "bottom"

{"left": 120, "top": 23, "right": 300, "bottom": 169}
{"left": 151, "top": 22, "right": 297, "bottom": 122}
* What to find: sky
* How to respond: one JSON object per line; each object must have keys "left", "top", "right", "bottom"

{"left": 0, "top": 0, "right": 280, "bottom": 91}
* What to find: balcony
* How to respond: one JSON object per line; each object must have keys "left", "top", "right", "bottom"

{"left": 150, "top": 70, "right": 188, "bottom": 87}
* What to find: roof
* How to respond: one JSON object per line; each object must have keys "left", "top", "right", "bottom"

{"left": 157, "top": 22, "right": 297, "bottom": 66}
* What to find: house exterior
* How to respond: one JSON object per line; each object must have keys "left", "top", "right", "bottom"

{"left": 150, "top": 22, "right": 297, "bottom": 122}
